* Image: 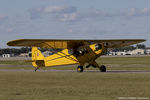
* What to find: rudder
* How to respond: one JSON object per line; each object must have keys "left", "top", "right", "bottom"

{"left": 32, "top": 47, "right": 45, "bottom": 67}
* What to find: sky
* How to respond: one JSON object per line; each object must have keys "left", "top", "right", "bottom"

{"left": 0, "top": 0, "right": 150, "bottom": 48}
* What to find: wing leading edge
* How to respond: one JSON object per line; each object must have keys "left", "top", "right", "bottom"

{"left": 7, "top": 39, "right": 146, "bottom": 49}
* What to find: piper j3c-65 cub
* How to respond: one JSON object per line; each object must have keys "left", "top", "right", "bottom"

{"left": 7, "top": 39, "right": 146, "bottom": 72}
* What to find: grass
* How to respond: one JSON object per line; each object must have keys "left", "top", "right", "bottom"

{"left": 1, "top": 56, "right": 150, "bottom": 65}
{"left": 0, "top": 60, "right": 31, "bottom": 65}
{"left": 0, "top": 72, "right": 150, "bottom": 100}
{"left": 0, "top": 56, "right": 150, "bottom": 70}
{"left": 0, "top": 56, "right": 150, "bottom": 100}
{"left": 96, "top": 56, "right": 150, "bottom": 64}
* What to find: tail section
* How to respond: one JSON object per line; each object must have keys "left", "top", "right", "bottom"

{"left": 32, "top": 47, "right": 45, "bottom": 67}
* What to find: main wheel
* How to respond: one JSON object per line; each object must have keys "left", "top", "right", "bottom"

{"left": 100, "top": 65, "right": 106, "bottom": 72}
{"left": 77, "top": 66, "right": 84, "bottom": 72}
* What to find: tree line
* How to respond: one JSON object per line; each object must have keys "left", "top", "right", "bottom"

{"left": 0, "top": 44, "right": 149, "bottom": 55}
{"left": 113, "top": 44, "right": 148, "bottom": 52}
{"left": 0, "top": 47, "right": 61, "bottom": 56}
{"left": 0, "top": 47, "right": 32, "bottom": 56}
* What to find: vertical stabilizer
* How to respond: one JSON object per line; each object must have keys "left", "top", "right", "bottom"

{"left": 32, "top": 47, "right": 45, "bottom": 67}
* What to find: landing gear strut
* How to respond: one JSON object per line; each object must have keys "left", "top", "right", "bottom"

{"left": 77, "top": 66, "right": 84, "bottom": 72}
{"left": 99, "top": 65, "right": 106, "bottom": 72}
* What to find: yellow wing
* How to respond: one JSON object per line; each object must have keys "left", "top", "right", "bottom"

{"left": 7, "top": 39, "right": 146, "bottom": 48}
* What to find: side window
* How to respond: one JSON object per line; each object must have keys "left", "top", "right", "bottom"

{"left": 78, "top": 48, "right": 88, "bottom": 55}
{"left": 95, "top": 43, "right": 102, "bottom": 51}
{"left": 68, "top": 49, "right": 74, "bottom": 55}
{"left": 74, "top": 47, "right": 88, "bottom": 56}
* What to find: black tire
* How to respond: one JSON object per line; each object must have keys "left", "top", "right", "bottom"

{"left": 77, "top": 66, "right": 84, "bottom": 72}
{"left": 100, "top": 65, "right": 106, "bottom": 72}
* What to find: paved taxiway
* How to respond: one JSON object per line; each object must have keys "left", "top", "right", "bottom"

{"left": 0, "top": 64, "right": 150, "bottom": 73}
{"left": 0, "top": 69, "right": 150, "bottom": 73}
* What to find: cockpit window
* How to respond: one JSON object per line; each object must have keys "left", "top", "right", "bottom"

{"left": 95, "top": 43, "right": 102, "bottom": 51}
{"left": 78, "top": 48, "right": 88, "bottom": 55}
{"left": 73, "top": 47, "right": 88, "bottom": 56}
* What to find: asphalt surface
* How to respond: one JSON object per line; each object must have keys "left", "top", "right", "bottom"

{"left": 0, "top": 64, "right": 150, "bottom": 73}
{"left": 0, "top": 69, "right": 150, "bottom": 73}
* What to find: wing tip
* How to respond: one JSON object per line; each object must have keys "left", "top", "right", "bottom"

{"left": 7, "top": 39, "right": 25, "bottom": 46}
{"left": 138, "top": 39, "right": 146, "bottom": 42}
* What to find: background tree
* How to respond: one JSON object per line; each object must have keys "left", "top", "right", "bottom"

{"left": 114, "top": 46, "right": 136, "bottom": 52}
{"left": 136, "top": 44, "right": 146, "bottom": 49}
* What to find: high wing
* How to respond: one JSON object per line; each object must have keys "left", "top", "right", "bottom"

{"left": 7, "top": 39, "right": 146, "bottom": 49}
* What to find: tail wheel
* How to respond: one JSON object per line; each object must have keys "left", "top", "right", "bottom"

{"left": 100, "top": 65, "right": 106, "bottom": 72}
{"left": 77, "top": 66, "right": 84, "bottom": 72}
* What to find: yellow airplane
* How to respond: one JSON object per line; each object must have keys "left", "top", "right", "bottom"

{"left": 7, "top": 39, "right": 146, "bottom": 72}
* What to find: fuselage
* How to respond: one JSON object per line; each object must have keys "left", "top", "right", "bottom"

{"left": 43, "top": 43, "right": 106, "bottom": 67}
